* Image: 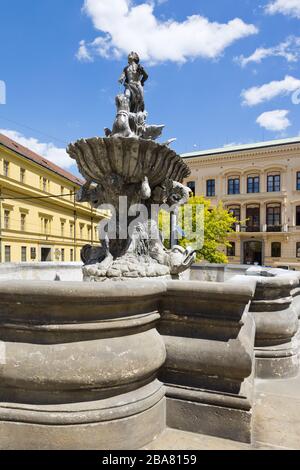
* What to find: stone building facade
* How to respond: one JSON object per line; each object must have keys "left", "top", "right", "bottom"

{"left": 182, "top": 137, "right": 300, "bottom": 269}
{"left": 0, "top": 133, "right": 105, "bottom": 263}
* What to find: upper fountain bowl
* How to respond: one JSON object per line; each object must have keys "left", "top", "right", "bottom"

{"left": 67, "top": 137, "right": 191, "bottom": 186}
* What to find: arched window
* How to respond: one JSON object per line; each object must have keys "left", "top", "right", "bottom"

{"left": 227, "top": 205, "right": 241, "bottom": 221}
{"left": 187, "top": 181, "right": 195, "bottom": 196}
{"left": 228, "top": 176, "right": 240, "bottom": 195}
{"left": 246, "top": 205, "right": 260, "bottom": 232}
{"left": 227, "top": 242, "right": 236, "bottom": 257}
{"left": 267, "top": 173, "right": 281, "bottom": 192}
{"left": 267, "top": 204, "right": 281, "bottom": 232}
{"left": 247, "top": 175, "right": 260, "bottom": 193}
{"left": 271, "top": 242, "right": 281, "bottom": 258}
{"left": 206, "top": 179, "right": 215, "bottom": 197}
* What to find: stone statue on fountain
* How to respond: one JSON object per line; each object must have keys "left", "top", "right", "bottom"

{"left": 67, "top": 52, "right": 196, "bottom": 281}
{"left": 119, "top": 51, "right": 148, "bottom": 114}
{"left": 105, "top": 52, "right": 164, "bottom": 141}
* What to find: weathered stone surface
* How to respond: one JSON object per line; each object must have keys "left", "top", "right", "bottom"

{"left": 0, "top": 276, "right": 261, "bottom": 449}
{"left": 0, "top": 397, "right": 166, "bottom": 450}
{"left": 0, "top": 280, "right": 167, "bottom": 449}
{"left": 233, "top": 272, "right": 300, "bottom": 379}
{"left": 158, "top": 280, "right": 256, "bottom": 443}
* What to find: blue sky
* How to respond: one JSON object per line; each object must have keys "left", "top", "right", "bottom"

{"left": 0, "top": 0, "right": 300, "bottom": 176}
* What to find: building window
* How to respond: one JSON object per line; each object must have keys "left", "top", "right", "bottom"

{"left": 5, "top": 246, "right": 11, "bottom": 263}
{"left": 297, "top": 243, "right": 300, "bottom": 258}
{"left": 271, "top": 242, "right": 281, "bottom": 258}
{"left": 228, "top": 206, "right": 241, "bottom": 221}
{"left": 206, "top": 179, "right": 215, "bottom": 197}
{"left": 70, "top": 223, "right": 74, "bottom": 238}
{"left": 80, "top": 224, "right": 84, "bottom": 239}
{"left": 3, "top": 161, "right": 9, "bottom": 177}
{"left": 41, "top": 217, "right": 50, "bottom": 234}
{"left": 88, "top": 225, "right": 92, "bottom": 241}
{"left": 227, "top": 243, "right": 236, "bottom": 257}
{"left": 228, "top": 177, "right": 240, "bottom": 195}
{"left": 70, "top": 249, "right": 74, "bottom": 262}
{"left": 20, "top": 168, "right": 26, "bottom": 184}
{"left": 187, "top": 181, "right": 195, "bottom": 196}
{"left": 246, "top": 205, "right": 260, "bottom": 232}
{"left": 296, "top": 206, "right": 300, "bottom": 226}
{"left": 4, "top": 210, "right": 10, "bottom": 229}
{"left": 297, "top": 172, "right": 300, "bottom": 191}
{"left": 30, "top": 248, "right": 36, "bottom": 260}
{"left": 61, "top": 222, "right": 65, "bottom": 237}
{"left": 267, "top": 174, "right": 281, "bottom": 192}
{"left": 20, "top": 213, "right": 26, "bottom": 231}
{"left": 247, "top": 176, "right": 260, "bottom": 194}
{"left": 61, "top": 248, "right": 65, "bottom": 262}
{"left": 267, "top": 204, "right": 281, "bottom": 231}
{"left": 41, "top": 177, "right": 48, "bottom": 192}
{"left": 21, "top": 246, "right": 27, "bottom": 262}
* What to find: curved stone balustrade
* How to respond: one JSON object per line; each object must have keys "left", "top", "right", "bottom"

{"left": 158, "top": 280, "right": 256, "bottom": 444}
{"left": 0, "top": 280, "right": 166, "bottom": 450}
{"left": 233, "top": 271, "right": 300, "bottom": 379}
{"left": 290, "top": 272, "right": 300, "bottom": 320}
{"left": 250, "top": 275, "right": 299, "bottom": 379}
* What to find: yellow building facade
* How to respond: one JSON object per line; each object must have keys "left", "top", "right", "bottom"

{"left": 0, "top": 133, "right": 104, "bottom": 263}
{"left": 182, "top": 137, "right": 300, "bottom": 269}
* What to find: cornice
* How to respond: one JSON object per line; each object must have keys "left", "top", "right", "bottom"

{"left": 184, "top": 145, "right": 300, "bottom": 168}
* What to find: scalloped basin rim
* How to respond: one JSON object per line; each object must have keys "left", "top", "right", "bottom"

{"left": 67, "top": 136, "right": 191, "bottom": 186}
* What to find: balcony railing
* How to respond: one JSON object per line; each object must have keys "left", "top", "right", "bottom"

{"left": 267, "top": 225, "right": 282, "bottom": 233}
{"left": 236, "top": 224, "right": 286, "bottom": 233}
{"left": 245, "top": 225, "right": 261, "bottom": 233}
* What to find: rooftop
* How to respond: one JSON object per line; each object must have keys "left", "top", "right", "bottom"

{"left": 182, "top": 136, "right": 300, "bottom": 159}
{"left": 0, "top": 132, "right": 84, "bottom": 186}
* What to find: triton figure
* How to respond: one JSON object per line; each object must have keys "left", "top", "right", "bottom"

{"left": 119, "top": 51, "right": 149, "bottom": 113}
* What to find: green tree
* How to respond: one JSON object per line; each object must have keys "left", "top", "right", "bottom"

{"left": 160, "top": 196, "right": 237, "bottom": 264}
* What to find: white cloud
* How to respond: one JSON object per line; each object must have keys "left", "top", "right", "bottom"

{"left": 241, "top": 75, "right": 300, "bottom": 106}
{"left": 0, "top": 129, "right": 74, "bottom": 170}
{"left": 223, "top": 142, "right": 244, "bottom": 148}
{"left": 77, "top": 0, "right": 258, "bottom": 64}
{"left": 236, "top": 36, "right": 300, "bottom": 67}
{"left": 76, "top": 40, "right": 93, "bottom": 62}
{"left": 266, "top": 0, "right": 300, "bottom": 19}
{"left": 256, "top": 110, "right": 291, "bottom": 131}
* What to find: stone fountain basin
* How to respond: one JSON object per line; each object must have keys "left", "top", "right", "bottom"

{"left": 0, "top": 265, "right": 299, "bottom": 449}
{"left": 0, "top": 279, "right": 166, "bottom": 449}
{"left": 0, "top": 274, "right": 256, "bottom": 449}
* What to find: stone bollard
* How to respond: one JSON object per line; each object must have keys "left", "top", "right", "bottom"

{"left": 158, "top": 280, "right": 256, "bottom": 443}
{"left": 0, "top": 280, "right": 166, "bottom": 450}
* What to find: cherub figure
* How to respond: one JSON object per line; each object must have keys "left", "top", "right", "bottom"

{"left": 119, "top": 51, "right": 149, "bottom": 113}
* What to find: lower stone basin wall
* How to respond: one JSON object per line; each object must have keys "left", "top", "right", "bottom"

{"left": 0, "top": 280, "right": 166, "bottom": 450}
{"left": 0, "top": 277, "right": 256, "bottom": 449}
{"left": 0, "top": 265, "right": 299, "bottom": 449}
{"left": 158, "top": 280, "right": 256, "bottom": 444}
{"left": 0, "top": 262, "right": 83, "bottom": 282}
{"left": 232, "top": 269, "right": 300, "bottom": 379}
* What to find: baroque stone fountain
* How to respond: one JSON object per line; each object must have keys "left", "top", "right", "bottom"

{"left": 67, "top": 51, "right": 196, "bottom": 281}
{"left": 2, "top": 53, "right": 290, "bottom": 450}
